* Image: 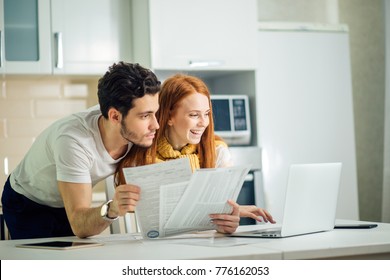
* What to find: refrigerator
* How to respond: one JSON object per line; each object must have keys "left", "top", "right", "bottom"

{"left": 256, "top": 23, "right": 359, "bottom": 221}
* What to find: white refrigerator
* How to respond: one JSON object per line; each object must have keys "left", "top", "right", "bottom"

{"left": 256, "top": 23, "right": 359, "bottom": 221}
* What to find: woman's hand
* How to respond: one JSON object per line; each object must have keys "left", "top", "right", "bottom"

{"left": 209, "top": 200, "right": 240, "bottom": 234}
{"left": 239, "top": 205, "right": 276, "bottom": 223}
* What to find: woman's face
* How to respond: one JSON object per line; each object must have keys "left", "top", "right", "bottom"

{"left": 166, "top": 92, "right": 210, "bottom": 150}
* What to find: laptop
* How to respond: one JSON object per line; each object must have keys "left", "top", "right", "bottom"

{"left": 230, "top": 162, "right": 342, "bottom": 238}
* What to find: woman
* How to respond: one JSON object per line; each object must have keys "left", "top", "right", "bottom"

{"left": 117, "top": 74, "right": 275, "bottom": 233}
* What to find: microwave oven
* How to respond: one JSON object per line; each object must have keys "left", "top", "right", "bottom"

{"left": 211, "top": 95, "right": 251, "bottom": 146}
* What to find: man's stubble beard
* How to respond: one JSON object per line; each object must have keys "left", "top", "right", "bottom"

{"left": 120, "top": 120, "right": 153, "bottom": 148}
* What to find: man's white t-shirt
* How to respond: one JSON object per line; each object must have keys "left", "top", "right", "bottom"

{"left": 10, "top": 106, "right": 132, "bottom": 207}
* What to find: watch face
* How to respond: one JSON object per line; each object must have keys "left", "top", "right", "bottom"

{"left": 100, "top": 200, "right": 118, "bottom": 221}
{"left": 100, "top": 202, "right": 109, "bottom": 217}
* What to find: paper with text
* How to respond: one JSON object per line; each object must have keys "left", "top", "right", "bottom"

{"left": 123, "top": 158, "right": 192, "bottom": 239}
{"left": 164, "top": 165, "right": 251, "bottom": 235}
{"left": 123, "top": 158, "right": 251, "bottom": 239}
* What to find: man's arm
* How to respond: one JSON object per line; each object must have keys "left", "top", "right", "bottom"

{"left": 58, "top": 181, "right": 140, "bottom": 238}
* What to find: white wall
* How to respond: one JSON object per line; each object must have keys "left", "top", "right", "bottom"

{"left": 338, "top": 0, "right": 385, "bottom": 222}
{"left": 383, "top": 0, "right": 390, "bottom": 223}
{"left": 257, "top": 0, "right": 339, "bottom": 23}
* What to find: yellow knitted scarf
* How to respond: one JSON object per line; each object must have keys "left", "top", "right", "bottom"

{"left": 156, "top": 136, "right": 200, "bottom": 171}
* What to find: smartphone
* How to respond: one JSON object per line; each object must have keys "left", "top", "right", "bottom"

{"left": 334, "top": 224, "right": 378, "bottom": 229}
{"left": 16, "top": 241, "right": 103, "bottom": 250}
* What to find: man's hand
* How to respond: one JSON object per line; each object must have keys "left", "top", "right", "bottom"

{"left": 110, "top": 184, "right": 141, "bottom": 217}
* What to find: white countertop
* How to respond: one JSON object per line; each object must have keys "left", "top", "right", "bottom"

{"left": 0, "top": 220, "right": 389, "bottom": 260}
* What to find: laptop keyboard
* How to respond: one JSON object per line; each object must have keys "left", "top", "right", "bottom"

{"left": 254, "top": 230, "right": 281, "bottom": 237}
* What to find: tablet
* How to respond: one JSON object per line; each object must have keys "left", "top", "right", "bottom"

{"left": 16, "top": 241, "right": 103, "bottom": 250}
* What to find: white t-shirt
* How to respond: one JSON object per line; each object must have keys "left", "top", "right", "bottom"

{"left": 10, "top": 106, "right": 132, "bottom": 207}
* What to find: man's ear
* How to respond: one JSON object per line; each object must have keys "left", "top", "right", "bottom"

{"left": 107, "top": 108, "right": 122, "bottom": 124}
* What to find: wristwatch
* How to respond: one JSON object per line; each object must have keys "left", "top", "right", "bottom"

{"left": 100, "top": 200, "right": 119, "bottom": 222}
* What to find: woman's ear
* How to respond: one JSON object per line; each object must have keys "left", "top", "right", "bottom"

{"left": 167, "top": 111, "right": 173, "bottom": 126}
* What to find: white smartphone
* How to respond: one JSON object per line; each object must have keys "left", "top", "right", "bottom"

{"left": 16, "top": 241, "right": 103, "bottom": 250}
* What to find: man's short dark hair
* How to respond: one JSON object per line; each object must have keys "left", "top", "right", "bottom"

{"left": 98, "top": 62, "right": 161, "bottom": 118}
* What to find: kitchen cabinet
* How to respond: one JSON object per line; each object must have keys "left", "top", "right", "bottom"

{"left": 51, "top": 0, "right": 132, "bottom": 75}
{"left": 0, "top": 0, "right": 52, "bottom": 74}
{"left": 1, "top": 0, "right": 131, "bottom": 75}
{"left": 132, "top": 0, "right": 257, "bottom": 71}
{"left": 131, "top": 0, "right": 259, "bottom": 146}
{"left": 1, "top": 1, "right": 259, "bottom": 142}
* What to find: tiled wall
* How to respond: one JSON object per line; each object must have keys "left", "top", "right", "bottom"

{"left": 0, "top": 76, "right": 101, "bottom": 204}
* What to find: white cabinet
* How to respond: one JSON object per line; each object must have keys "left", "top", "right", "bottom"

{"left": 131, "top": 0, "right": 259, "bottom": 146}
{"left": 132, "top": 0, "right": 257, "bottom": 71}
{"left": 51, "top": 0, "right": 132, "bottom": 75}
{"left": 0, "top": 0, "right": 52, "bottom": 74}
{"left": 0, "top": 0, "right": 132, "bottom": 75}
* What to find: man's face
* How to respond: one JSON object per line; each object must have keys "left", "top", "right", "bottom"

{"left": 120, "top": 94, "right": 160, "bottom": 148}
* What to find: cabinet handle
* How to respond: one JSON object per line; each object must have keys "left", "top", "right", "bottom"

{"left": 54, "top": 32, "right": 63, "bottom": 69}
{"left": 188, "top": 60, "right": 224, "bottom": 67}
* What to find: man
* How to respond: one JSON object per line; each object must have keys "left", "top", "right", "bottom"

{"left": 1, "top": 62, "right": 161, "bottom": 239}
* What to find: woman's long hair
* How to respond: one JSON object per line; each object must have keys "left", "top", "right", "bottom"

{"left": 116, "top": 74, "right": 220, "bottom": 185}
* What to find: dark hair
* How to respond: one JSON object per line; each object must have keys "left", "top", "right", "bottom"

{"left": 97, "top": 62, "right": 161, "bottom": 118}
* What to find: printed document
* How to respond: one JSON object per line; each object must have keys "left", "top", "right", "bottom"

{"left": 123, "top": 158, "right": 251, "bottom": 238}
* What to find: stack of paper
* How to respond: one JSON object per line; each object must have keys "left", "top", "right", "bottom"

{"left": 123, "top": 158, "right": 251, "bottom": 239}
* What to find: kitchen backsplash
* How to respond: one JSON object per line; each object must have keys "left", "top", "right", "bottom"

{"left": 0, "top": 77, "right": 101, "bottom": 202}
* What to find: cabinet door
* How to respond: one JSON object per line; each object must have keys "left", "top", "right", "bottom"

{"left": 0, "top": 0, "right": 4, "bottom": 74}
{"left": 144, "top": 0, "right": 257, "bottom": 70}
{"left": 51, "top": 0, "right": 132, "bottom": 75}
{"left": 0, "top": 0, "right": 51, "bottom": 74}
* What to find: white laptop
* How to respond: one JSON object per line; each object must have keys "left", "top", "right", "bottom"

{"left": 230, "top": 162, "right": 342, "bottom": 238}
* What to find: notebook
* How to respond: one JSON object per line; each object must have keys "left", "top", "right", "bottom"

{"left": 230, "top": 162, "right": 342, "bottom": 238}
